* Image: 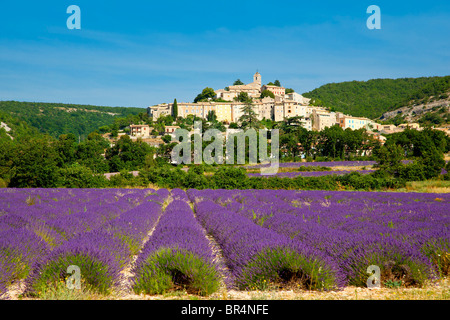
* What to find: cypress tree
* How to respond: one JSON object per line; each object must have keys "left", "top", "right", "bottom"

{"left": 173, "top": 99, "right": 178, "bottom": 118}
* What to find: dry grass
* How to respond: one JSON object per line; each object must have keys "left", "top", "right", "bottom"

{"left": 124, "top": 277, "right": 450, "bottom": 300}
{"left": 7, "top": 277, "right": 449, "bottom": 300}
{"left": 394, "top": 180, "right": 450, "bottom": 193}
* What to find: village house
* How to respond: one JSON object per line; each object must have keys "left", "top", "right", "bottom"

{"left": 129, "top": 124, "right": 151, "bottom": 137}
{"left": 398, "top": 123, "right": 421, "bottom": 130}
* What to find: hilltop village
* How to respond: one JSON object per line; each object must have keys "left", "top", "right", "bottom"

{"left": 148, "top": 72, "right": 383, "bottom": 131}
{"left": 125, "top": 72, "right": 427, "bottom": 146}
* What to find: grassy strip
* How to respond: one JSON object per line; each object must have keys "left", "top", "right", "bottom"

{"left": 132, "top": 247, "right": 221, "bottom": 296}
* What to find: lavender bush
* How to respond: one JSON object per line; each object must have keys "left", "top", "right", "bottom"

{"left": 25, "top": 229, "right": 129, "bottom": 296}
{"left": 132, "top": 199, "right": 221, "bottom": 295}
{"left": 192, "top": 197, "right": 345, "bottom": 291}
{"left": 106, "top": 199, "right": 164, "bottom": 255}
{"left": 0, "top": 228, "right": 50, "bottom": 285}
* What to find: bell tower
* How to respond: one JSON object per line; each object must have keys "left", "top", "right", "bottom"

{"left": 253, "top": 71, "right": 261, "bottom": 85}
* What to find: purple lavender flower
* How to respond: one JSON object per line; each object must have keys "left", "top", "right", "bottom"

{"left": 192, "top": 198, "right": 345, "bottom": 290}
{"left": 132, "top": 199, "right": 221, "bottom": 295}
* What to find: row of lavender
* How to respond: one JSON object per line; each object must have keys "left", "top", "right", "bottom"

{"left": 248, "top": 170, "right": 374, "bottom": 178}
{"left": 131, "top": 188, "right": 222, "bottom": 295}
{"left": 246, "top": 160, "right": 417, "bottom": 169}
{"left": 245, "top": 160, "right": 378, "bottom": 169}
{"left": 0, "top": 188, "right": 170, "bottom": 297}
{"left": 187, "top": 189, "right": 449, "bottom": 288}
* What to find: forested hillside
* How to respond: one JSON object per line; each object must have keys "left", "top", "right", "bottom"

{"left": 302, "top": 76, "right": 450, "bottom": 119}
{"left": 0, "top": 101, "right": 146, "bottom": 139}
{"left": 0, "top": 109, "right": 40, "bottom": 139}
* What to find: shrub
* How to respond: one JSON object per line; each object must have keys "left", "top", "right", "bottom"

{"left": 26, "top": 252, "right": 120, "bottom": 297}
{"left": 132, "top": 248, "right": 220, "bottom": 296}
{"left": 397, "top": 163, "right": 426, "bottom": 181}
{"left": 57, "top": 163, "right": 109, "bottom": 188}
{"left": 239, "top": 247, "right": 341, "bottom": 291}
{"left": 211, "top": 166, "right": 247, "bottom": 189}
{"left": 25, "top": 230, "right": 128, "bottom": 297}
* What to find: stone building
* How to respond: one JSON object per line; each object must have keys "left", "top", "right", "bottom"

{"left": 338, "top": 115, "right": 372, "bottom": 131}
{"left": 261, "top": 84, "right": 285, "bottom": 97}
{"left": 312, "top": 109, "right": 337, "bottom": 131}
{"left": 130, "top": 124, "right": 151, "bottom": 137}
{"left": 216, "top": 72, "right": 263, "bottom": 100}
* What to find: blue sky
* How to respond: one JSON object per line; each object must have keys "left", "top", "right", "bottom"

{"left": 0, "top": 0, "right": 449, "bottom": 109}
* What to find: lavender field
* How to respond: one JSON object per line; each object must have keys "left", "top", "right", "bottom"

{"left": 247, "top": 170, "right": 374, "bottom": 178}
{"left": 246, "top": 160, "right": 379, "bottom": 169}
{"left": 0, "top": 187, "right": 449, "bottom": 299}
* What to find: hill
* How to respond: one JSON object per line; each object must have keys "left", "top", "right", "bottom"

{"left": 0, "top": 101, "right": 146, "bottom": 139}
{"left": 380, "top": 92, "right": 450, "bottom": 126}
{"left": 0, "top": 108, "right": 40, "bottom": 139}
{"left": 302, "top": 76, "right": 450, "bottom": 120}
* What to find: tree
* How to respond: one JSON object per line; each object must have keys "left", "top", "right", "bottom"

{"left": 207, "top": 110, "right": 217, "bottom": 123}
{"left": 279, "top": 116, "right": 304, "bottom": 134}
{"left": 9, "top": 135, "right": 60, "bottom": 188}
{"left": 260, "top": 90, "right": 275, "bottom": 99}
{"left": 75, "top": 133, "right": 110, "bottom": 173}
{"left": 296, "top": 127, "right": 318, "bottom": 158}
{"left": 211, "top": 166, "right": 247, "bottom": 189}
{"left": 419, "top": 145, "right": 445, "bottom": 179}
{"left": 418, "top": 112, "right": 444, "bottom": 127}
{"left": 172, "top": 99, "right": 178, "bottom": 118}
{"left": 236, "top": 92, "right": 251, "bottom": 103}
{"left": 55, "top": 133, "right": 77, "bottom": 167}
{"left": 373, "top": 143, "right": 404, "bottom": 177}
{"left": 0, "top": 137, "right": 15, "bottom": 183}
{"left": 320, "top": 125, "right": 345, "bottom": 159}
{"left": 238, "top": 99, "right": 259, "bottom": 130}
{"left": 105, "top": 135, "right": 153, "bottom": 171}
{"left": 280, "top": 133, "right": 299, "bottom": 158}
{"left": 274, "top": 80, "right": 281, "bottom": 87}
{"left": 194, "top": 87, "right": 216, "bottom": 103}
{"left": 110, "top": 122, "right": 119, "bottom": 138}
{"left": 285, "top": 88, "right": 294, "bottom": 94}
{"left": 156, "top": 142, "right": 177, "bottom": 163}
{"left": 57, "top": 163, "right": 109, "bottom": 188}
{"left": 142, "top": 149, "right": 157, "bottom": 171}
{"left": 208, "top": 121, "right": 226, "bottom": 132}
{"left": 162, "top": 135, "right": 172, "bottom": 144}
{"left": 233, "top": 79, "right": 244, "bottom": 85}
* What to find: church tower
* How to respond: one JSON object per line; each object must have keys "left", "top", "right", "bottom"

{"left": 253, "top": 71, "right": 261, "bottom": 86}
